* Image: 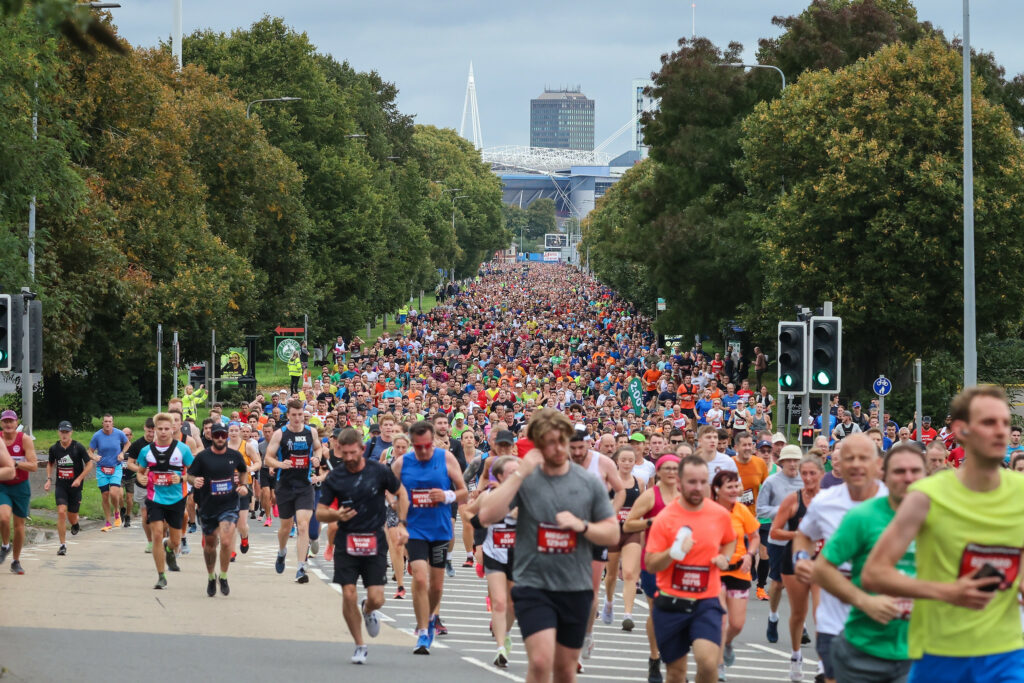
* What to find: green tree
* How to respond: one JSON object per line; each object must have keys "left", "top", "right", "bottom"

{"left": 524, "top": 197, "right": 556, "bottom": 241}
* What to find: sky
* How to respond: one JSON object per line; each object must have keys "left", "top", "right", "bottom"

{"left": 109, "top": 1, "right": 1024, "bottom": 157}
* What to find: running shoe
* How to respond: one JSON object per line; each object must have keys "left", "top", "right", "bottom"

{"left": 114, "top": 514, "right": 121, "bottom": 528}
{"left": 504, "top": 634, "right": 512, "bottom": 653}
{"left": 648, "top": 657, "right": 663, "bottom": 683}
{"left": 756, "top": 586, "right": 769, "bottom": 601}
{"left": 325, "top": 544, "right": 334, "bottom": 562}
{"left": 240, "top": 537, "right": 249, "bottom": 554}
{"left": 486, "top": 596, "right": 492, "bottom": 612}
{"left": 123, "top": 515, "right": 131, "bottom": 528}
{"left": 154, "top": 574, "right": 167, "bottom": 590}
{"left": 600, "top": 600, "right": 613, "bottom": 625}
{"left": 101, "top": 523, "right": 112, "bottom": 532}
{"left": 289, "top": 525, "right": 296, "bottom": 538}
{"left": 475, "top": 562, "right": 485, "bottom": 578}
{"left": 10, "top": 560, "right": 24, "bottom": 574}
{"left": 362, "top": 599, "right": 381, "bottom": 638}
{"left": 813, "top": 674, "right": 825, "bottom": 683}
{"left": 188, "top": 522, "right": 197, "bottom": 534}
{"left": 207, "top": 578, "right": 217, "bottom": 597}
{"left": 230, "top": 551, "right": 236, "bottom": 563}
{"left": 180, "top": 538, "right": 191, "bottom": 555}
{"left": 582, "top": 632, "right": 594, "bottom": 659}
{"left": 801, "top": 627, "right": 811, "bottom": 645}
{"left": 351, "top": 645, "right": 368, "bottom": 664}
{"left": 766, "top": 617, "right": 779, "bottom": 643}
{"left": 790, "top": 655, "right": 803, "bottom": 681}
{"left": 0, "top": 544, "right": 8, "bottom": 564}
{"left": 263, "top": 517, "right": 272, "bottom": 527}
{"left": 394, "top": 585, "right": 405, "bottom": 599}
{"left": 445, "top": 559, "right": 455, "bottom": 577}
{"left": 311, "top": 539, "right": 320, "bottom": 556}
{"left": 435, "top": 616, "right": 448, "bottom": 636}
{"left": 219, "top": 577, "right": 230, "bottom": 596}
{"left": 577, "top": 660, "right": 584, "bottom": 674}
{"left": 57, "top": 545, "right": 67, "bottom": 556}
{"left": 70, "top": 522, "right": 80, "bottom": 535}
{"left": 622, "top": 615, "right": 634, "bottom": 632}
{"left": 427, "top": 615, "right": 437, "bottom": 647}
{"left": 494, "top": 646, "right": 509, "bottom": 668}
{"left": 145, "top": 542, "right": 153, "bottom": 554}
{"left": 413, "top": 634, "right": 430, "bottom": 655}
{"left": 165, "top": 543, "right": 180, "bottom": 572}
{"left": 719, "top": 663, "right": 728, "bottom": 681}
{"left": 249, "top": 510, "right": 257, "bottom": 520}
{"left": 275, "top": 552, "right": 286, "bottom": 574}
{"left": 295, "top": 567, "right": 309, "bottom": 583}
{"left": 462, "top": 555, "right": 474, "bottom": 567}
{"left": 723, "top": 642, "right": 735, "bottom": 666}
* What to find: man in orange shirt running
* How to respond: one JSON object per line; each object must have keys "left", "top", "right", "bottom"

{"left": 646, "top": 455, "right": 737, "bottom": 683}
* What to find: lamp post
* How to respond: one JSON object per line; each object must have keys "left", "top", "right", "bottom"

{"left": 962, "top": 0, "right": 977, "bottom": 387}
{"left": 717, "top": 62, "right": 786, "bottom": 90}
{"left": 245, "top": 97, "right": 302, "bottom": 119}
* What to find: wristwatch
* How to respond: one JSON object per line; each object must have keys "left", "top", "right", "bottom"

{"left": 792, "top": 550, "right": 811, "bottom": 564}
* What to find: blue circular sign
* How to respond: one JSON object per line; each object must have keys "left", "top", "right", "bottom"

{"left": 873, "top": 376, "right": 892, "bottom": 396}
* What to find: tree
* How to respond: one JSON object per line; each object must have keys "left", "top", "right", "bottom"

{"left": 524, "top": 198, "right": 556, "bottom": 241}
{"left": 738, "top": 37, "right": 1024, "bottom": 389}
{"left": 502, "top": 203, "right": 528, "bottom": 250}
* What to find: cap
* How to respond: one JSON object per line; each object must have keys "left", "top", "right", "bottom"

{"left": 922, "top": 415, "right": 932, "bottom": 423}
{"left": 756, "top": 439, "right": 772, "bottom": 449}
{"left": 0, "top": 410, "right": 17, "bottom": 421}
{"left": 210, "top": 422, "right": 228, "bottom": 436}
{"left": 454, "top": 412, "right": 465, "bottom": 420}
{"left": 629, "top": 433, "right": 646, "bottom": 443}
{"left": 852, "top": 401, "right": 861, "bottom": 408}
{"left": 58, "top": 420, "right": 73, "bottom": 432}
{"left": 771, "top": 432, "right": 787, "bottom": 444}
{"left": 494, "top": 430, "right": 515, "bottom": 445}
{"left": 279, "top": 389, "right": 288, "bottom": 395}
{"left": 574, "top": 423, "right": 587, "bottom": 432}
{"left": 778, "top": 444, "right": 803, "bottom": 461}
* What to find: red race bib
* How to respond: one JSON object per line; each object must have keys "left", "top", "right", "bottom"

{"left": 537, "top": 523, "right": 577, "bottom": 554}
{"left": 895, "top": 597, "right": 914, "bottom": 620}
{"left": 617, "top": 507, "right": 632, "bottom": 523}
{"left": 814, "top": 538, "right": 825, "bottom": 556}
{"left": 100, "top": 466, "right": 116, "bottom": 475}
{"left": 290, "top": 455, "right": 309, "bottom": 469}
{"left": 958, "top": 543, "right": 1022, "bottom": 591}
{"left": 493, "top": 526, "right": 516, "bottom": 548}
{"left": 152, "top": 471, "right": 175, "bottom": 486}
{"left": 57, "top": 467, "right": 75, "bottom": 480}
{"left": 411, "top": 489, "right": 435, "bottom": 508}
{"left": 670, "top": 564, "right": 710, "bottom": 593}
{"left": 346, "top": 533, "right": 378, "bottom": 557}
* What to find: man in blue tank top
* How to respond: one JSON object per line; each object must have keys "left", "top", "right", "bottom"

{"left": 391, "top": 419, "right": 468, "bottom": 655}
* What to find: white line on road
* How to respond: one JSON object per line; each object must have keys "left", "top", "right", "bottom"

{"left": 462, "top": 656, "right": 526, "bottom": 682}
{"left": 747, "top": 642, "right": 819, "bottom": 666}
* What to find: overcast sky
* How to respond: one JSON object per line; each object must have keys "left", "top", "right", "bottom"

{"left": 110, "top": 1, "right": 1023, "bottom": 156}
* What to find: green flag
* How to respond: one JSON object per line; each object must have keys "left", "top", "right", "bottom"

{"left": 628, "top": 377, "right": 645, "bottom": 416}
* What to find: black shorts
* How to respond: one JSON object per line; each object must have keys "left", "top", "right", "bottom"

{"left": 652, "top": 596, "right": 725, "bottom": 665}
{"left": 768, "top": 543, "right": 788, "bottom": 580}
{"left": 275, "top": 485, "right": 314, "bottom": 519}
{"left": 54, "top": 483, "right": 82, "bottom": 513}
{"left": 200, "top": 509, "right": 239, "bottom": 536}
{"left": 482, "top": 551, "right": 514, "bottom": 581}
{"left": 591, "top": 544, "right": 608, "bottom": 562}
{"left": 511, "top": 585, "right": 593, "bottom": 649}
{"left": 473, "top": 526, "right": 488, "bottom": 548}
{"left": 722, "top": 575, "right": 751, "bottom": 592}
{"left": 406, "top": 538, "right": 449, "bottom": 569}
{"left": 145, "top": 498, "right": 186, "bottom": 529}
{"left": 238, "top": 493, "right": 252, "bottom": 511}
{"left": 334, "top": 548, "right": 388, "bottom": 587}
{"left": 259, "top": 469, "right": 275, "bottom": 489}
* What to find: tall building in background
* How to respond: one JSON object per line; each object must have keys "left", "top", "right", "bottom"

{"left": 632, "top": 78, "right": 656, "bottom": 157}
{"left": 530, "top": 87, "right": 594, "bottom": 150}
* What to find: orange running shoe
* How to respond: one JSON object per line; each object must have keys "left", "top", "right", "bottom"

{"left": 756, "top": 587, "right": 769, "bottom": 601}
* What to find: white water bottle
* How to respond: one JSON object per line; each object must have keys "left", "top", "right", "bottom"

{"left": 669, "top": 526, "right": 693, "bottom": 561}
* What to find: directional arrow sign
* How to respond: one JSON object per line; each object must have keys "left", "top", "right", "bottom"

{"left": 275, "top": 326, "right": 304, "bottom": 335}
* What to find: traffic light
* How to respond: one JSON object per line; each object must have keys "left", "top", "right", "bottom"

{"left": 0, "top": 295, "right": 9, "bottom": 372}
{"left": 777, "top": 321, "right": 807, "bottom": 394}
{"left": 810, "top": 316, "right": 842, "bottom": 393}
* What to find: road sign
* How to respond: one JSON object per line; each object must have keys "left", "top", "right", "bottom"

{"left": 656, "top": 298, "right": 666, "bottom": 311}
{"left": 627, "top": 377, "right": 645, "bottom": 416}
{"left": 873, "top": 375, "right": 892, "bottom": 397}
{"left": 275, "top": 325, "right": 304, "bottom": 335}
{"left": 276, "top": 337, "right": 301, "bottom": 363}
{"left": 542, "top": 251, "right": 560, "bottom": 262}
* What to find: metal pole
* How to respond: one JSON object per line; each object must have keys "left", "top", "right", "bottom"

{"left": 210, "top": 328, "right": 216, "bottom": 405}
{"left": 172, "top": 0, "right": 182, "bottom": 70}
{"left": 157, "top": 324, "right": 162, "bottom": 409}
{"left": 20, "top": 291, "right": 31, "bottom": 436}
{"left": 802, "top": 391, "right": 810, "bottom": 443}
{"left": 28, "top": 100, "right": 36, "bottom": 280}
{"left": 963, "top": 0, "right": 977, "bottom": 387}
{"left": 915, "top": 359, "right": 923, "bottom": 442}
{"left": 304, "top": 314, "right": 308, "bottom": 344}
{"left": 172, "top": 331, "right": 179, "bottom": 397}
{"left": 879, "top": 394, "right": 884, "bottom": 437}
{"left": 785, "top": 394, "right": 792, "bottom": 443}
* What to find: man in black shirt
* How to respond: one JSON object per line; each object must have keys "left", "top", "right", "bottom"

{"left": 125, "top": 418, "right": 156, "bottom": 553}
{"left": 44, "top": 421, "right": 93, "bottom": 555}
{"left": 317, "top": 427, "right": 408, "bottom": 665}
{"left": 188, "top": 422, "right": 248, "bottom": 597}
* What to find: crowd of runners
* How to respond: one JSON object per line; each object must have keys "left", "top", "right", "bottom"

{"left": 0, "top": 261, "right": 1022, "bottom": 683}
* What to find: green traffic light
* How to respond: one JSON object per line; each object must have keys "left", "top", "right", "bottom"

{"left": 781, "top": 374, "right": 793, "bottom": 387}
{"left": 816, "top": 371, "right": 831, "bottom": 386}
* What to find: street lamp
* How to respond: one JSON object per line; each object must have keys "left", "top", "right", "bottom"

{"left": 963, "top": 0, "right": 976, "bottom": 386}
{"left": 717, "top": 62, "right": 786, "bottom": 91}
{"left": 245, "top": 97, "right": 301, "bottom": 119}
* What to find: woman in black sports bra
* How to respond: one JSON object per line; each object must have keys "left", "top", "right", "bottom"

{"left": 600, "top": 445, "right": 646, "bottom": 632}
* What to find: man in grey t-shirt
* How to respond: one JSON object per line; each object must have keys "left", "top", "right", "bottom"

{"left": 480, "top": 409, "right": 618, "bottom": 681}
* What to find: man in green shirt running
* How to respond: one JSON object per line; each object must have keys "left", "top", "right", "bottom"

{"left": 812, "top": 442, "right": 925, "bottom": 682}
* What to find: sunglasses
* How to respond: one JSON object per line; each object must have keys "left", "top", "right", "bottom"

{"left": 670, "top": 439, "right": 683, "bottom": 444}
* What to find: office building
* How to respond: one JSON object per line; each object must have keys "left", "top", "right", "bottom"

{"left": 530, "top": 87, "right": 595, "bottom": 151}
{"left": 632, "top": 78, "right": 656, "bottom": 156}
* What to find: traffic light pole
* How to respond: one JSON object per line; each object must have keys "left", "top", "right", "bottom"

{"left": 20, "top": 288, "right": 31, "bottom": 436}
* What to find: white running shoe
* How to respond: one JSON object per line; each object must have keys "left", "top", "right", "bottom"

{"left": 351, "top": 645, "right": 368, "bottom": 664}
{"left": 582, "top": 632, "right": 594, "bottom": 659}
{"left": 790, "top": 655, "right": 803, "bottom": 681}
{"left": 362, "top": 600, "right": 381, "bottom": 638}
{"left": 600, "top": 600, "right": 613, "bottom": 625}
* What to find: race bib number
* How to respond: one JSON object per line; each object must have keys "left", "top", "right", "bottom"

{"left": 670, "top": 564, "right": 710, "bottom": 593}
{"left": 411, "top": 489, "right": 435, "bottom": 507}
{"left": 617, "top": 507, "right": 632, "bottom": 523}
{"left": 493, "top": 526, "right": 516, "bottom": 548}
{"left": 290, "top": 455, "right": 309, "bottom": 469}
{"left": 958, "top": 543, "right": 1022, "bottom": 591}
{"left": 152, "top": 471, "right": 175, "bottom": 486}
{"left": 346, "top": 533, "right": 378, "bottom": 557}
{"left": 894, "top": 597, "right": 914, "bottom": 620}
{"left": 739, "top": 489, "right": 754, "bottom": 506}
{"left": 537, "top": 523, "right": 577, "bottom": 554}
{"left": 100, "top": 466, "right": 116, "bottom": 475}
{"left": 210, "top": 478, "right": 233, "bottom": 495}
{"left": 814, "top": 538, "right": 825, "bottom": 556}
{"left": 57, "top": 467, "right": 75, "bottom": 480}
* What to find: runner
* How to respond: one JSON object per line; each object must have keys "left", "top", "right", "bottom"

{"left": 228, "top": 422, "right": 261, "bottom": 558}
{"left": 792, "top": 434, "right": 886, "bottom": 683}
{"left": 188, "top": 421, "right": 248, "bottom": 597}
{"left": 44, "top": 421, "right": 93, "bottom": 556}
{"left": 756, "top": 444, "right": 804, "bottom": 643}
{"left": 694, "top": 425, "right": 737, "bottom": 481}
{"left": 262, "top": 398, "right": 323, "bottom": 584}
{"left": 0, "top": 410, "right": 37, "bottom": 574}
{"left": 431, "top": 411, "right": 465, "bottom": 579}
{"left": 391, "top": 419, "right": 468, "bottom": 654}
{"left": 120, "top": 426, "right": 135, "bottom": 527}
{"left": 478, "top": 408, "right": 618, "bottom": 682}
{"left": 88, "top": 413, "right": 129, "bottom": 531}
{"left": 136, "top": 412, "right": 194, "bottom": 589}
{"left": 862, "top": 386, "right": 1024, "bottom": 682}
{"left": 769, "top": 455, "right": 824, "bottom": 680}
{"left": 602, "top": 444, "right": 645, "bottom": 633}
{"left": 711, "top": 469, "right": 760, "bottom": 681}
{"left": 750, "top": 437, "right": 775, "bottom": 600}
{"left": 257, "top": 421, "right": 276, "bottom": 527}
{"left": 812, "top": 443, "right": 925, "bottom": 683}
{"left": 381, "top": 432, "right": 411, "bottom": 598}
{"left": 317, "top": 426, "right": 409, "bottom": 664}
{"left": 645, "top": 455, "right": 736, "bottom": 683}
{"left": 126, "top": 419, "right": 157, "bottom": 552}
{"left": 169, "top": 408, "right": 201, "bottom": 538}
